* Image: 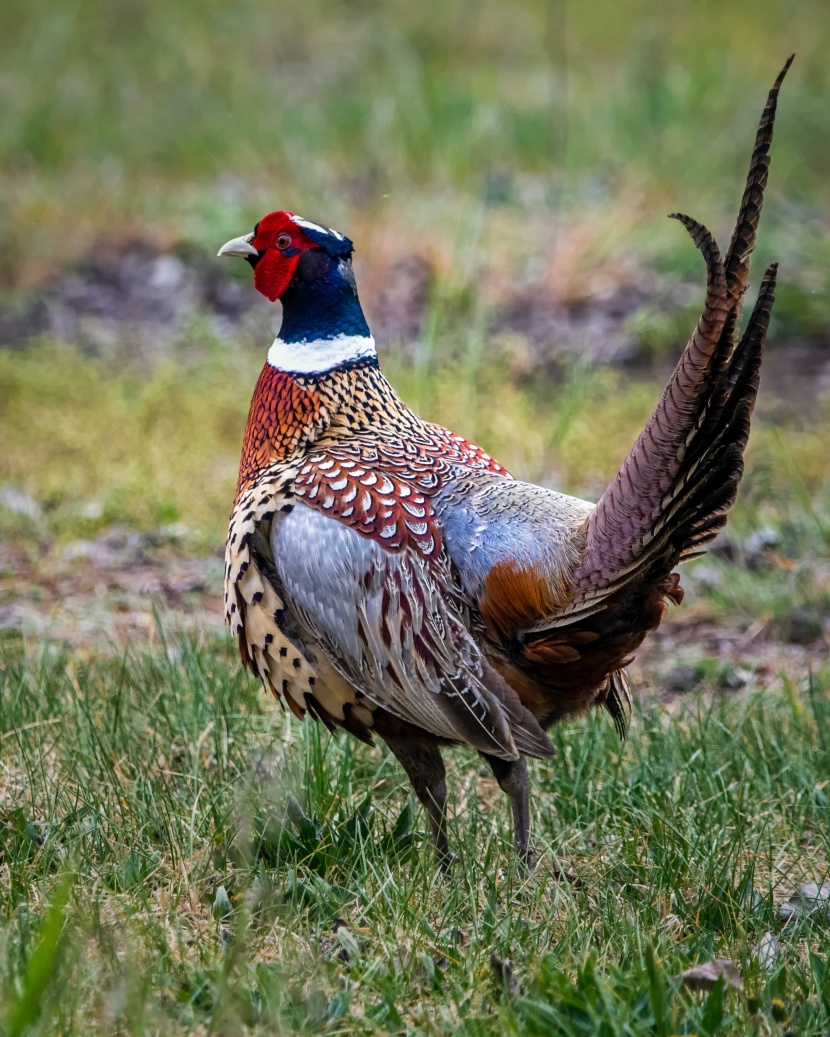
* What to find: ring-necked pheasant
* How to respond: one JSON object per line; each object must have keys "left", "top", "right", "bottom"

{"left": 219, "top": 59, "right": 790, "bottom": 867}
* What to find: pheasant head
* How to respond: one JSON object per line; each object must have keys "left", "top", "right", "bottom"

{"left": 218, "top": 211, "right": 373, "bottom": 374}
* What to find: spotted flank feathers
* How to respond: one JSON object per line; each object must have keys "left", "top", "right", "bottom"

{"left": 225, "top": 478, "right": 318, "bottom": 716}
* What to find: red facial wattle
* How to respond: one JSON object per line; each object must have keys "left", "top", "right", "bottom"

{"left": 252, "top": 249, "right": 302, "bottom": 302}
{"left": 246, "top": 211, "right": 308, "bottom": 302}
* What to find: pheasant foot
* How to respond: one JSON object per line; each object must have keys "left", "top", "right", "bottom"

{"left": 384, "top": 737, "right": 451, "bottom": 867}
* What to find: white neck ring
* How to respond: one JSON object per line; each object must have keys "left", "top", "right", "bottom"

{"left": 266, "top": 334, "right": 377, "bottom": 375}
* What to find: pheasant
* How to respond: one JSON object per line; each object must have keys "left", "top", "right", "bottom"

{"left": 218, "top": 59, "right": 790, "bottom": 867}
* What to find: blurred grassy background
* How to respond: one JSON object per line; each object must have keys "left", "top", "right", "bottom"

{"left": 1, "top": 0, "right": 829, "bottom": 285}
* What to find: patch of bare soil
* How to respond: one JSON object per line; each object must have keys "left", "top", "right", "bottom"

{"left": 494, "top": 279, "right": 659, "bottom": 366}
{"left": 0, "top": 242, "right": 275, "bottom": 357}
{"left": 4, "top": 239, "right": 830, "bottom": 400}
{"left": 0, "top": 529, "right": 224, "bottom": 651}
{"left": 634, "top": 611, "right": 828, "bottom": 705}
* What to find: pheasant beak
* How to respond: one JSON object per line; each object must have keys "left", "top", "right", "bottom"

{"left": 217, "top": 231, "right": 259, "bottom": 258}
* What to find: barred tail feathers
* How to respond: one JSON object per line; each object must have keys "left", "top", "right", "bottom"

{"left": 574, "top": 58, "right": 790, "bottom": 596}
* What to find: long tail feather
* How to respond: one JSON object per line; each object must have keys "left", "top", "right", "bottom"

{"left": 725, "top": 55, "right": 793, "bottom": 310}
{"left": 574, "top": 59, "right": 791, "bottom": 595}
{"left": 630, "top": 262, "right": 777, "bottom": 571}
{"left": 575, "top": 216, "right": 728, "bottom": 585}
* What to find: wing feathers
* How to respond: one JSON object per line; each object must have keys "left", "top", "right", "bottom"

{"left": 272, "top": 505, "right": 554, "bottom": 760}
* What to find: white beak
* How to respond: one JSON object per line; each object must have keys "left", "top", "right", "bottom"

{"left": 217, "top": 231, "right": 258, "bottom": 258}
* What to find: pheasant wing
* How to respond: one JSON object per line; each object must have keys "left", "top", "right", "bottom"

{"left": 271, "top": 503, "right": 554, "bottom": 760}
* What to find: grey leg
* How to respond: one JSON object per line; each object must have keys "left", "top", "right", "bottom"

{"left": 483, "top": 754, "right": 533, "bottom": 867}
{"left": 384, "top": 738, "right": 452, "bottom": 868}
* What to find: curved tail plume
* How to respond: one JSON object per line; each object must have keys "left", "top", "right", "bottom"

{"left": 573, "top": 57, "right": 791, "bottom": 598}
{"left": 725, "top": 55, "right": 793, "bottom": 311}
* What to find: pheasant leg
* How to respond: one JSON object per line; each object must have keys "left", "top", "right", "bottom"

{"left": 483, "top": 754, "right": 532, "bottom": 866}
{"left": 384, "top": 738, "right": 452, "bottom": 867}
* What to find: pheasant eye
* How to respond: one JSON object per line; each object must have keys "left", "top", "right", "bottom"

{"left": 276, "top": 233, "right": 292, "bottom": 250}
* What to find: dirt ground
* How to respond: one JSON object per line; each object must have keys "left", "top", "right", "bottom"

{"left": 6, "top": 237, "right": 829, "bottom": 371}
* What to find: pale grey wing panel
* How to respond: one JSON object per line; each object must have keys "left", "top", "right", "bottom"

{"left": 271, "top": 504, "right": 552, "bottom": 759}
{"left": 438, "top": 477, "right": 657, "bottom": 633}
{"left": 438, "top": 478, "right": 594, "bottom": 622}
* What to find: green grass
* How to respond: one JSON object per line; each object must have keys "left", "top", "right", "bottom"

{"left": 1, "top": 633, "right": 828, "bottom": 1034}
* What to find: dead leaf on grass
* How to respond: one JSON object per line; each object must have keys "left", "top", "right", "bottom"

{"left": 756, "top": 932, "right": 779, "bottom": 971}
{"left": 778, "top": 882, "right": 830, "bottom": 922}
{"left": 676, "top": 959, "right": 743, "bottom": 992}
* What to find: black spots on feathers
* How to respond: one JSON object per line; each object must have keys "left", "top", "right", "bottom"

{"left": 342, "top": 701, "right": 375, "bottom": 745}
{"left": 304, "top": 692, "right": 338, "bottom": 732}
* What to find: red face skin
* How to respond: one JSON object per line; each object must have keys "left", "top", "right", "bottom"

{"left": 249, "top": 211, "right": 319, "bottom": 301}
